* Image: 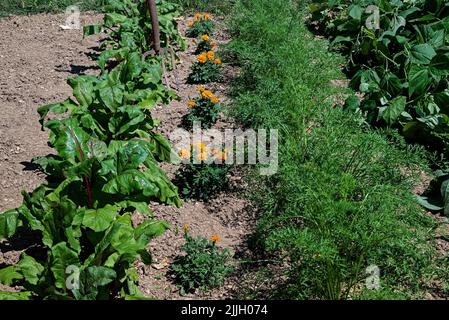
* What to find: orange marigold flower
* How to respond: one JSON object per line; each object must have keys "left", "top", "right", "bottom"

{"left": 197, "top": 53, "right": 207, "bottom": 64}
{"left": 187, "top": 21, "right": 194, "bottom": 27}
{"left": 210, "top": 234, "right": 221, "bottom": 242}
{"left": 214, "top": 58, "right": 222, "bottom": 64}
{"left": 187, "top": 101, "right": 196, "bottom": 108}
{"left": 213, "top": 150, "right": 227, "bottom": 162}
{"left": 204, "top": 13, "right": 210, "bottom": 20}
{"left": 201, "top": 90, "right": 214, "bottom": 99}
{"left": 210, "top": 97, "right": 220, "bottom": 104}
{"left": 178, "top": 148, "right": 191, "bottom": 160}
{"left": 201, "top": 34, "right": 210, "bottom": 41}
{"left": 195, "top": 12, "right": 202, "bottom": 19}
{"left": 207, "top": 51, "right": 215, "bottom": 60}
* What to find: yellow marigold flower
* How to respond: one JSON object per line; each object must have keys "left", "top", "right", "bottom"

{"left": 210, "top": 234, "right": 221, "bottom": 242}
{"left": 201, "top": 90, "right": 214, "bottom": 99}
{"left": 198, "top": 151, "right": 208, "bottom": 161}
{"left": 187, "top": 21, "right": 194, "bottom": 27}
{"left": 195, "top": 12, "right": 202, "bottom": 19}
{"left": 187, "top": 101, "right": 196, "bottom": 108}
{"left": 201, "top": 34, "right": 209, "bottom": 41}
{"left": 197, "top": 86, "right": 206, "bottom": 92}
{"left": 210, "top": 97, "right": 220, "bottom": 104}
{"left": 207, "top": 51, "right": 215, "bottom": 60}
{"left": 183, "top": 224, "right": 190, "bottom": 232}
{"left": 214, "top": 58, "right": 222, "bottom": 64}
{"left": 197, "top": 53, "right": 207, "bottom": 64}
{"left": 178, "top": 148, "right": 191, "bottom": 160}
{"left": 193, "top": 142, "right": 208, "bottom": 153}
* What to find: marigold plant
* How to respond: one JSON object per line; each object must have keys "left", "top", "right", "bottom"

{"left": 186, "top": 12, "right": 214, "bottom": 38}
{"left": 170, "top": 228, "right": 233, "bottom": 294}
{"left": 175, "top": 143, "right": 230, "bottom": 200}
{"left": 188, "top": 51, "right": 223, "bottom": 83}
{"left": 182, "top": 87, "right": 221, "bottom": 129}
{"left": 195, "top": 34, "right": 216, "bottom": 54}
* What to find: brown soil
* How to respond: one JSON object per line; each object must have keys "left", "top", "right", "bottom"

{"left": 0, "top": 13, "right": 255, "bottom": 299}
{"left": 0, "top": 12, "right": 103, "bottom": 212}
{"left": 138, "top": 16, "right": 255, "bottom": 299}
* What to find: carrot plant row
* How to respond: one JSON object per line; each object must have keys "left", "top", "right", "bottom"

{"left": 0, "top": 0, "right": 185, "bottom": 300}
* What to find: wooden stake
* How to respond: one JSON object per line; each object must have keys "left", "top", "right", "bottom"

{"left": 147, "top": 0, "right": 161, "bottom": 55}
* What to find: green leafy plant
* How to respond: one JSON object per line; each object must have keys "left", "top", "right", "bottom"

{"left": 38, "top": 52, "right": 176, "bottom": 148}
{"left": 308, "top": 0, "right": 449, "bottom": 148}
{"left": 188, "top": 51, "right": 223, "bottom": 83}
{"left": 83, "top": 0, "right": 187, "bottom": 70}
{"left": 227, "top": 0, "right": 446, "bottom": 299}
{"left": 186, "top": 12, "right": 214, "bottom": 38}
{"left": 0, "top": 0, "right": 184, "bottom": 300}
{"left": 194, "top": 34, "right": 217, "bottom": 54}
{"left": 171, "top": 228, "right": 233, "bottom": 294}
{"left": 182, "top": 87, "right": 221, "bottom": 129}
{"left": 175, "top": 143, "right": 229, "bottom": 200}
{"left": 0, "top": 136, "right": 180, "bottom": 299}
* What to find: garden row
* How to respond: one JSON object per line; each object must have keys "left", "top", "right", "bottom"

{"left": 223, "top": 0, "right": 448, "bottom": 299}
{"left": 169, "top": 13, "right": 236, "bottom": 295}
{"left": 308, "top": 0, "right": 449, "bottom": 213}
{"left": 0, "top": 0, "right": 186, "bottom": 300}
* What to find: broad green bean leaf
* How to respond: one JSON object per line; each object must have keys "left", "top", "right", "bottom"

{"left": 379, "top": 96, "right": 406, "bottom": 125}
{"left": 408, "top": 66, "right": 431, "bottom": 97}
{"left": 430, "top": 54, "right": 449, "bottom": 77}
{"left": 389, "top": 14, "right": 406, "bottom": 34}
{"left": 409, "top": 44, "right": 436, "bottom": 64}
